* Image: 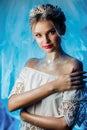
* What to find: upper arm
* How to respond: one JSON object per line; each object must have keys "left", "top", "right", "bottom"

{"left": 62, "top": 63, "right": 84, "bottom": 127}
{"left": 8, "top": 68, "right": 26, "bottom": 98}
{"left": 9, "top": 58, "right": 38, "bottom": 98}
{"left": 62, "top": 59, "right": 84, "bottom": 127}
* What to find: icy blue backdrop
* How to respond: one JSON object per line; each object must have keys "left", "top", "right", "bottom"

{"left": 0, "top": 0, "right": 87, "bottom": 129}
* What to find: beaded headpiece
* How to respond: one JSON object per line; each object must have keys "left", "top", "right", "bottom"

{"left": 30, "top": 4, "right": 62, "bottom": 18}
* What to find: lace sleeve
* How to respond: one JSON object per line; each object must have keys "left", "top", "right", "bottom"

{"left": 63, "top": 100, "right": 79, "bottom": 126}
{"left": 8, "top": 67, "right": 27, "bottom": 98}
{"left": 62, "top": 89, "right": 83, "bottom": 126}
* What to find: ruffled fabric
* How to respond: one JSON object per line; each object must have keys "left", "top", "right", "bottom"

{"left": 9, "top": 67, "right": 85, "bottom": 129}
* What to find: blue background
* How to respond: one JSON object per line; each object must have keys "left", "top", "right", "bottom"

{"left": 0, "top": 0, "right": 87, "bottom": 129}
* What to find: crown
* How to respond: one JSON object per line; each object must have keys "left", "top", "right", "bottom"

{"left": 30, "top": 4, "right": 62, "bottom": 18}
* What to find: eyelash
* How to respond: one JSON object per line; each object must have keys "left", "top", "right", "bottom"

{"left": 35, "top": 29, "right": 56, "bottom": 38}
{"left": 49, "top": 30, "right": 56, "bottom": 35}
{"left": 35, "top": 34, "right": 41, "bottom": 37}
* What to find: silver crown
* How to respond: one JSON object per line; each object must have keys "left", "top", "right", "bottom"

{"left": 30, "top": 4, "right": 62, "bottom": 18}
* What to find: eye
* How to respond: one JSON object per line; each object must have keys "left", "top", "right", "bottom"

{"left": 35, "top": 34, "right": 41, "bottom": 38}
{"left": 49, "top": 29, "right": 56, "bottom": 35}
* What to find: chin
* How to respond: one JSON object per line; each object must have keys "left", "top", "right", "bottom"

{"left": 45, "top": 49, "right": 55, "bottom": 53}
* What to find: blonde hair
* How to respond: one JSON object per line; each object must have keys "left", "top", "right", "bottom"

{"left": 29, "top": 4, "right": 66, "bottom": 35}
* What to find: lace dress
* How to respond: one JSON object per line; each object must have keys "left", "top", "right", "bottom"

{"left": 9, "top": 67, "right": 84, "bottom": 130}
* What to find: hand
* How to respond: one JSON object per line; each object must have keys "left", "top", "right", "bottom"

{"left": 20, "top": 109, "right": 27, "bottom": 121}
{"left": 54, "top": 71, "right": 87, "bottom": 92}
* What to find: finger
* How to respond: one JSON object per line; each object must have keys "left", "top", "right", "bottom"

{"left": 71, "top": 81, "right": 87, "bottom": 86}
{"left": 71, "top": 84, "right": 85, "bottom": 90}
{"left": 65, "top": 71, "right": 87, "bottom": 77}
{"left": 71, "top": 76, "right": 87, "bottom": 82}
{"left": 70, "top": 71, "right": 87, "bottom": 77}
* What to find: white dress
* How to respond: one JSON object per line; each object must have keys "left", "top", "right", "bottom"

{"left": 9, "top": 67, "right": 84, "bottom": 130}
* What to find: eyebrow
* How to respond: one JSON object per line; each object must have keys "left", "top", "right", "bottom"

{"left": 34, "top": 27, "right": 56, "bottom": 34}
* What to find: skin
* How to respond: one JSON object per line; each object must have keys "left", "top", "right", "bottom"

{"left": 8, "top": 20, "right": 86, "bottom": 130}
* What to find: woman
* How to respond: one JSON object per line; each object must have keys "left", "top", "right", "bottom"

{"left": 8, "top": 4, "right": 86, "bottom": 130}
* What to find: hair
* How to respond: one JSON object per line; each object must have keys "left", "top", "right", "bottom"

{"left": 29, "top": 4, "right": 66, "bottom": 35}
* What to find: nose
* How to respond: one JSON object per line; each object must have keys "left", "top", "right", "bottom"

{"left": 43, "top": 35, "right": 50, "bottom": 43}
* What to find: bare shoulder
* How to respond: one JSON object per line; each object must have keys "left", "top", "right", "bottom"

{"left": 69, "top": 57, "right": 83, "bottom": 71}
{"left": 25, "top": 58, "right": 40, "bottom": 68}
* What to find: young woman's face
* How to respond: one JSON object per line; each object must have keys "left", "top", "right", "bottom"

{"left": 32, "top": 20, "right": 61, "bottom": 53}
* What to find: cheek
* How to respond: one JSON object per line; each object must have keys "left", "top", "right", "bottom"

{"left": 53, "top": 35, "right": 60, "bottom": 42}
{"left": 35, "top": 39, "right": 42, "bottom": 47}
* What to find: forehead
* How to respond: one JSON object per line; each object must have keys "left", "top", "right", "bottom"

{"left": 32, "top": 20, "right": 55, "bottom": 33}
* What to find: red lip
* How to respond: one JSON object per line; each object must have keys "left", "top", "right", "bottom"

{"left": 43, "top": 44, "right": 53, "bottom": 49}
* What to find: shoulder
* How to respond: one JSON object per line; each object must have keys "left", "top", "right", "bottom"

{"left": 25, "top": 58, "right": 40, "bottom": 68}
{"left": 70, "top": 57, "right": 83, "bottom": 71}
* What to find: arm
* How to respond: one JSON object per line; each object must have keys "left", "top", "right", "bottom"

{"left": 8, "top": 69, "right": 86, "bottom": 112}
{"left": 20, "top": 60, "right": 85, "bottom": 129}
{"left": 8, "top": 80, "right": 56, "bottom": 112}
{"left": 8, "top": 59, "right": 86, "bottom": 112}
{"left": 20, "top": 111, "right": 71, "bottom": 130}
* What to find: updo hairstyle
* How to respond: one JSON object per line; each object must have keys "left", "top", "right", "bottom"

{"left": 29, "top": 4, "right": 66, "bottom": 35}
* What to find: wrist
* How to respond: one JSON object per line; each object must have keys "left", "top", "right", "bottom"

{"left": 47, "top": 81, "right": 57, "bottom": 93}
{"left": 51, "top": 79, "right": 61, "bottom": 92}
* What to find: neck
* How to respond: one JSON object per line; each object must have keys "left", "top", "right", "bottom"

{"left": 45, "top": 48, "right": 64, "bottom": 64}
